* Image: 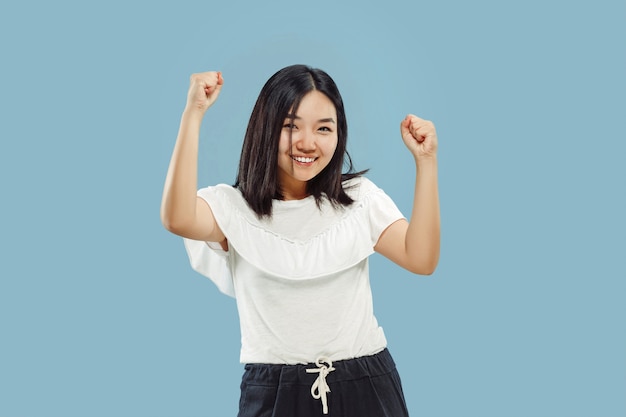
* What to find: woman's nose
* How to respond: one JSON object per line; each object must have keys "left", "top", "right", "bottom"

{"left": 295, "top": 130, "right": 316, "bottom": 151}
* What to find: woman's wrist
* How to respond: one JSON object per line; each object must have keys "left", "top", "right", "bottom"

{"left": 182, "top": 107, "right": 206, "bottom": 121}
{"left": 180, "top": 108, "right": 207, "bottom": 133}
{"left": 414, "top": 154, "right": 438, "bottom": 167}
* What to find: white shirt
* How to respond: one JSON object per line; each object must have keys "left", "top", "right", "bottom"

{"left": 183, "top": 177, "right": 404, "bottom": 365}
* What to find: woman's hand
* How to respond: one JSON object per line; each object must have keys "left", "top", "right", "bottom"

{"left": 185, "top": 71, "right": 224, "bottom": 115}
{"left": 400, "top": 114, "right": 438, "bottom": 161}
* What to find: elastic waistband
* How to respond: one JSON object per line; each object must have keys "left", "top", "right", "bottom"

{"left": 242, "top": 348, "right": 396, "bottom": 386}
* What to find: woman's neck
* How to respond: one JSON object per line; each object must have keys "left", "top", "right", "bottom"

{"left": 280, "top": 180, "right": 309, "bottom": 200}
{"left": 281, "top": 188, "right": 310, "bottom": 201}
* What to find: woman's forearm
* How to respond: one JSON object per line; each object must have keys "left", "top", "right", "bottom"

{"left": 160, "top": 110, "right": 204, "bottom": 232}
{"left": 405, "top": 157, "right": 440, "bottom": 274}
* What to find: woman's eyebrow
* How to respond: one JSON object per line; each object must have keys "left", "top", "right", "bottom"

{"left": 285, "top": 114, "right": 335, "bottom": 124}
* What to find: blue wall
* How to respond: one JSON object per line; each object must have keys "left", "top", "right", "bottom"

{"left": 1, "top": 1, "right": 624, "bottom": 416}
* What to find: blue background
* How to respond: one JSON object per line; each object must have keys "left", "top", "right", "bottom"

{"left": 1, "top": 0, "right": 624, "bottom": 416}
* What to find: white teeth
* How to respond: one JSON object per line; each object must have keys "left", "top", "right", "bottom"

{"left": 292, "top": 156, "right": 316, "bottom": 163}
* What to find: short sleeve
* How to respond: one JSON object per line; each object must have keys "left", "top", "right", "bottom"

{"left": 347, "top": 177, "right": 405, "bottom": 246}
{"left": 182, "top": 186, "right": 236, "bottom": 298}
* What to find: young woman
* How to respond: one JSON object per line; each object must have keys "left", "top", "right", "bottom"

{"left": 161, "top": 65, "right": 440, "bottom": 417}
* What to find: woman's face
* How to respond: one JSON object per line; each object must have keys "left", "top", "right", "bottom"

{"left": 277, "top": 90, "right": 338, "bottom": 199}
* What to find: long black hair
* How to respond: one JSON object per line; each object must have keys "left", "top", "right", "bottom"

{"left": 235, "top": 64, "right": 366, "bottom": 218}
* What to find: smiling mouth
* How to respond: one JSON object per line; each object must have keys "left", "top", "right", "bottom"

{"left": 291, "top": 155, "right": 317, "bottom": 163}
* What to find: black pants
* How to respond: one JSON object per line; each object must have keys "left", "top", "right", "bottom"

{"left": 237, "top": 349, "right": 410, "bottom": 417}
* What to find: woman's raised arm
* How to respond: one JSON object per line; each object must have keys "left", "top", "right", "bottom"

{"left": 160, "top": 72, "right": 226, "bottom": 244}
{"left": 374, "top": 115, "right": 440, "bottom": 275}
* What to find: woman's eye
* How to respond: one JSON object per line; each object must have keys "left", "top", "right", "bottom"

{"left": 283, "top": 123, "right": 297, "bottom": 129}
{"left": 318, "top": 126, "right": 332, "bottom": 132}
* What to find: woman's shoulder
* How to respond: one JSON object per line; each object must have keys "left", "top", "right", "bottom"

{"left": 196, "top": 184, "right": 255, "bottom": 222}
{"left": 342, "top": 175, "right": 382, "bottom": 201}
{"left": 197, "top": 183, "right": 242, "bottom": 201}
